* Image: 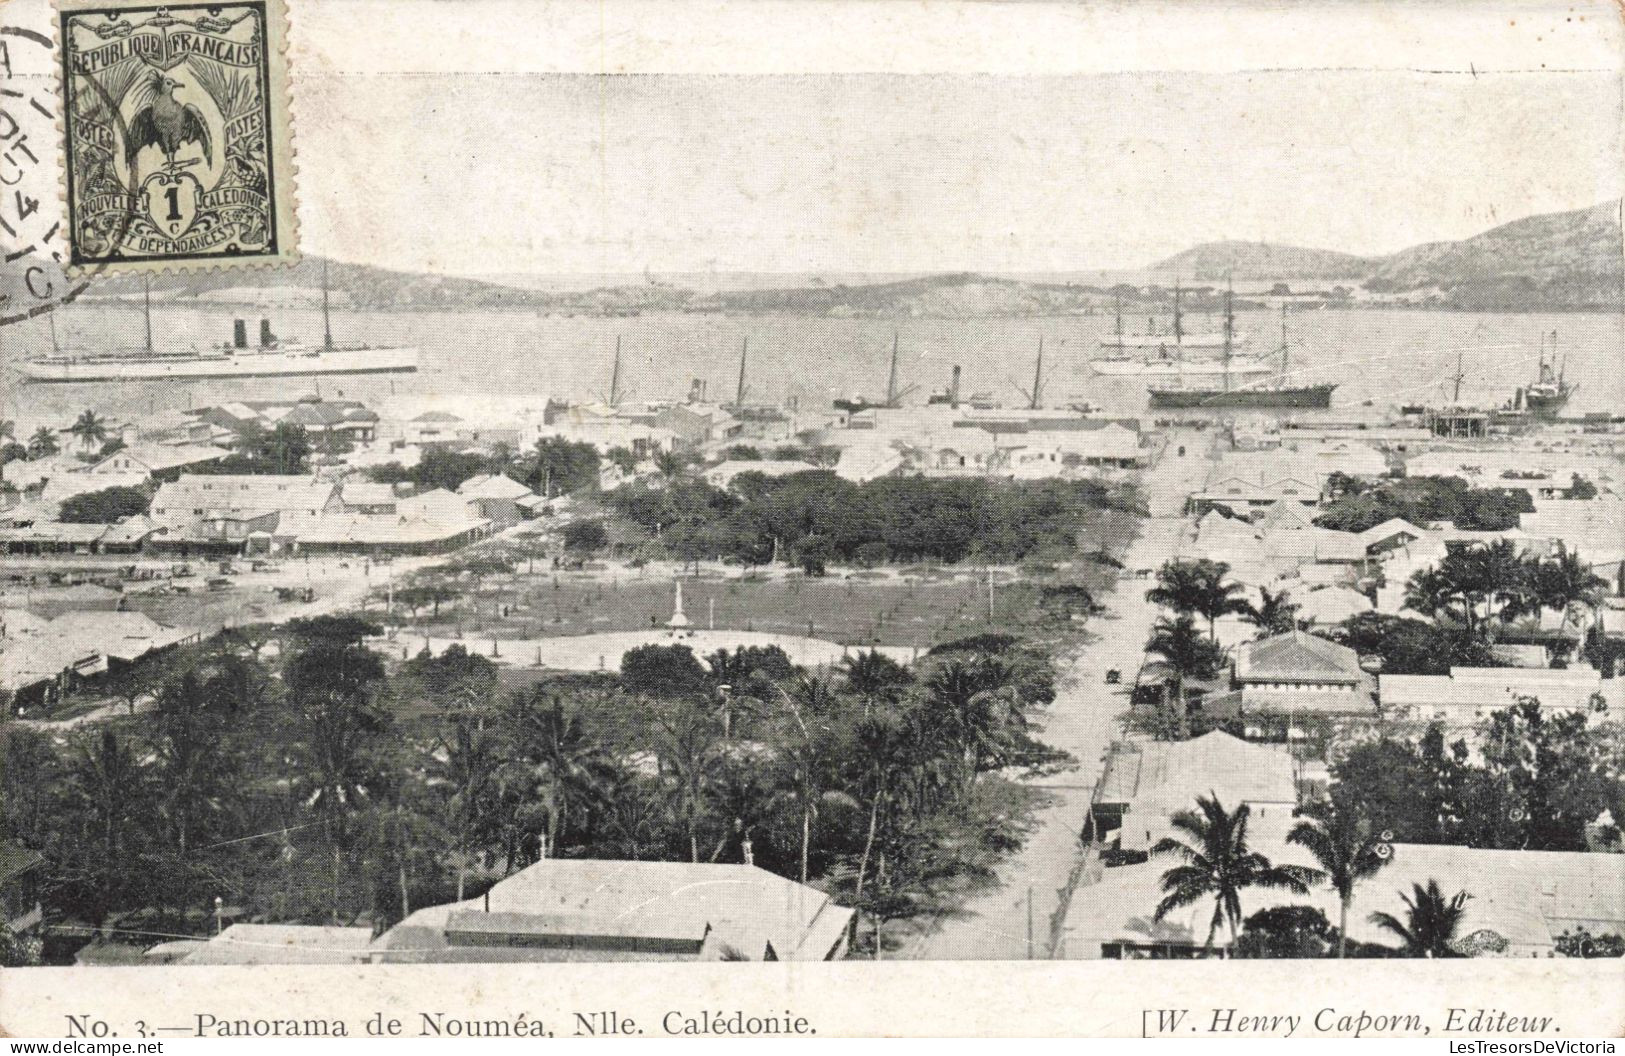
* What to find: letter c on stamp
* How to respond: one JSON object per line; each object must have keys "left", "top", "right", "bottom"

{"left": 57, "top": 0, "right": 296, "bottom": 271}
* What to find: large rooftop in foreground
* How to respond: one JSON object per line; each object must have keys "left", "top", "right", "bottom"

{"left": 371, "top": 858, "right": 853, "bottom": 963}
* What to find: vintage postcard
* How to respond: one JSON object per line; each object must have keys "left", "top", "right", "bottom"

{"left": 56, "top": 0, "right": 294, "bottom": 270}
{"left": 0, "top": 0, "right": 1622, "bottom": 1040}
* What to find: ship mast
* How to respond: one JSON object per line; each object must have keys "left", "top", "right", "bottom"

{"left": 1221, "top": 277, "right": 1234, "bottom": 393}
{"left": 1451, "top": 349, "right": 1465, "bottom": 405}
{"left": 1112, "top": 294, "right": 1123, "bottom": 348}
{"left": 1278, "top": 303, "right": 1289, "bottom": 380}
{"left": 142, "top": 275, "right": 153, "bottom": 354}
{"left": 1172, "top": 280, "right": 1184, "bottom": 363}
{"left": 885, "top": 331, "right": 900, "bottom": 407}
{"left": 734, "top": 336, "right": 749, "bottom": 408}
{"left": 321, "top": 258, "right": 334, "bottom": 351}
{"left": 608, "top": 335, "right": 624, "bottom": 408}
{"left": 1028, "top": 336, "right": 1045, "bottom": 410}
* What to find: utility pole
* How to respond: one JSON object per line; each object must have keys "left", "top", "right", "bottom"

{"left": 1028, "top": 336, "right": 1045, "bottom": 410}
{"left": 321, "top": 258, "right": 334, "bottom": 351}
{"left": 885, "top": 331, "right": 900, "bottom": 407}
{"left": 1026, "top": 886, "right": 1035, "bottom": 959}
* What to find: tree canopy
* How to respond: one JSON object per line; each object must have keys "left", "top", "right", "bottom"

{"left": 57, "top": 485, "right": 150, "bottom": 524}
{"left": 1314, "top": 475, "right": 1534, "bottom": 534}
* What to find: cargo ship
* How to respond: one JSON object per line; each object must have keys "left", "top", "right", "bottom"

{"left": 17, "top": 267, "right": 418, "bottom": 384}
{"left": 1147, "top": 297, "right": 1336, "bottom": 410}
{"left": 1091, "top": 284, "right": 1269, "bottom": 378}
{"left": 1518, "top": 332, "right": 1575, "bottom": 418}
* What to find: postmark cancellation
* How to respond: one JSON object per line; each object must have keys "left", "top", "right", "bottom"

{"left": 56, "top": 0, "right": 295, "bottom": 270}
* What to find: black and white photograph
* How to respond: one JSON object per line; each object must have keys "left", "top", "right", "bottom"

{"left": 0, "top": 0, "right": 1621, "bottom": 1039}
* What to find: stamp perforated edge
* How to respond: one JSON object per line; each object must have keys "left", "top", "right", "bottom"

{"left": 51, "top": 0, "right": 300, "bottom": 277}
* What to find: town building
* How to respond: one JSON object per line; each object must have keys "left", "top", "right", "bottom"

{"left": 0, "top": 841, "right": 44, "bottom": 942}
{"left": 87, "top": 443, "right": 230, "bottom": 482}
{"left": 1220, "top": 630, "right": 1375, "bottom": 718}
{"left": 456, "top": 474, "right": 536, "bottom": 525}
{"left": 148, "top": 475, "right": 343, "bottom": 554}
{"left": 703, "top": 459, "right": 819, "bottom": 490}
{"left": 370, "top": 858, "right": 853, "bottom": 963}
{"left": 338, "top": 481, "right": 403, "bottom": 515}
{"left": 2, "top": 610, "right": 197, "bottom": 711}
{"left": 168, "top": 925, "right": 376, "bottom": 966}
{"left": 1091, "top": 732, "right": 1301, "bottom": 852}
{"left": 1066, "top": 837, "right": 1625, "bottom": 959}
{"left": 1379, "top": 666, "right": 1604, "bottom": 725}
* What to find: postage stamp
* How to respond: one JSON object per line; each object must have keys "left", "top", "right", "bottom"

{"left": 55, "top": 0, "right": 295, "bottom": 270}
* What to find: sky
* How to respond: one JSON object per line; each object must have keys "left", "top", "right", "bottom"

{"left": 52, "top": 0, "right": 1625, "bottom": 277}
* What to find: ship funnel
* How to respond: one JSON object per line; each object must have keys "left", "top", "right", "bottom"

{"left": 949, "top": 365, "right": 962, "bottom": 408}
{"left": 259, "top": 319, "right": 275, "bottom": 348}
{"left": 233, "top": 319, "right": 248, "bottom": 349}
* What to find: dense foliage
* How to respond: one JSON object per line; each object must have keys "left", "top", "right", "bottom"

{"left": 1402, "top": 542, "right": 1608, "bottom": 641}
{"left": 368, "top": 438, "right": 599, "bottom": 497}
{"left": 604, "top": 472, "right": 1120, "bottom": 567}
{"left": 194, "top": 422, "right": 313, "bottom": 476}
{"left": 57, "top": 486, "right": 151, "bottom": 524}
{"left": 1330, "top": 612, "right": 1495, "bottom": 676}
{"left": 1329, "top": 699, "right": 1623, "bottom": 853}
{"left": 368, "top": 448, "right": 490, "bottom": 493}
{"left": 1, "top": 624, "right": 1067, "bottom": 960}
{"left": 1314, "top": 475, "right": 1534, "bottom": 533}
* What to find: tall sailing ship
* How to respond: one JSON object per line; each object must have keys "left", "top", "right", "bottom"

{"left": 1091, "top": 282, "right": 1270, "bottom": 378}
{"left": 1146, "top": 292, "right": 1336, "bottom": 410}
{"left": 17, "top": 265, "right": 419, "bottom": 384}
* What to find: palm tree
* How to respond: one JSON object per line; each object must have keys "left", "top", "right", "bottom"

{"left": 1368, "top": 879, "right": 1471, "bottom": 958}
{"left": 1147, "top": 559, "right": 1250, "bottom": 639}
{"left": 64, "top": 729, "right": 149, "bottom": 927}
{"left": 432, "top": 717, "right": 500, "bottom": 900}
{"left": 69, "top": 409, "right": 109, "bottom": 453}
{"left": 775, "top": 679, "right": 853, "bottom": 883}
{"left": 27, "top": 426, "right": 58, "bottom": 458}
{"left": 841, "top": 649, "right": 911, "bottom": 706}
{"left": 650, "top": 699, "right": 723, "bottom": 864}
{"left": 851, "top": 711, "right": 904, "bottom": 928}
{"left": 1243, "top": 587, "right": 1300, "bottom": 637}
{"left": 1144, "top": 615, "right": 1225, "bottom": 736}
{"left": 1406, "top": 542, "right": 1530, "bottom": 639}
{"left": 654, "top": 449, "right": 686, "bottom": 479}
{"left": 1287, "top": 806, "right": 1391, "bottom": 957}
{"left": 1526, "top": 548, "right": 1607, "bottom": 622}
{"left": 921, "top": 658, "right": 1022, "bottom": 785}
{"left": 1151, "top": 794, "right": 1312, "bottom": 953}
{"left": 501, "top": 693, "right": 610, "bottom": 863}
{"left": 150, "top": 673, "right": 236, "bottom": 857}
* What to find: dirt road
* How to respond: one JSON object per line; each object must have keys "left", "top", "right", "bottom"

{"left": 901, "top": 428, "right": 1212, "bottom": 959}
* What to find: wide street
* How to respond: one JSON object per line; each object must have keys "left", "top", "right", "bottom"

{"left": 903, "top": 426, "right": 1213, "bottom": 959}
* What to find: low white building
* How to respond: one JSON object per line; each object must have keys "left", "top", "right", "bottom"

{"left": 1379, "top": 665, "right": 1603, "bottom": 725}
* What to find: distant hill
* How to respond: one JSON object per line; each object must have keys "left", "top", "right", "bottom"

{"left": 1152, "top": 201, "right": 1622, "bottom": 310}
{"left": 88, "top": 256, "right": 540, "bottom": 310}
{"left": 1151, "top": 241, "right": 1376, "bottom": 281}
{"left": 88, "top": 201, "right": 1622, "bottom": 315}
{"left": 1365, "top": 200, "right": 1623, "bottom": 311}
{"left": 696, "top": 273, "right": 1113, "bottom": 317}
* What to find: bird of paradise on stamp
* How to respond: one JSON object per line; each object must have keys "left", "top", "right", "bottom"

{"left": 57, "top": 0, "right": 295, "bottom": 269}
